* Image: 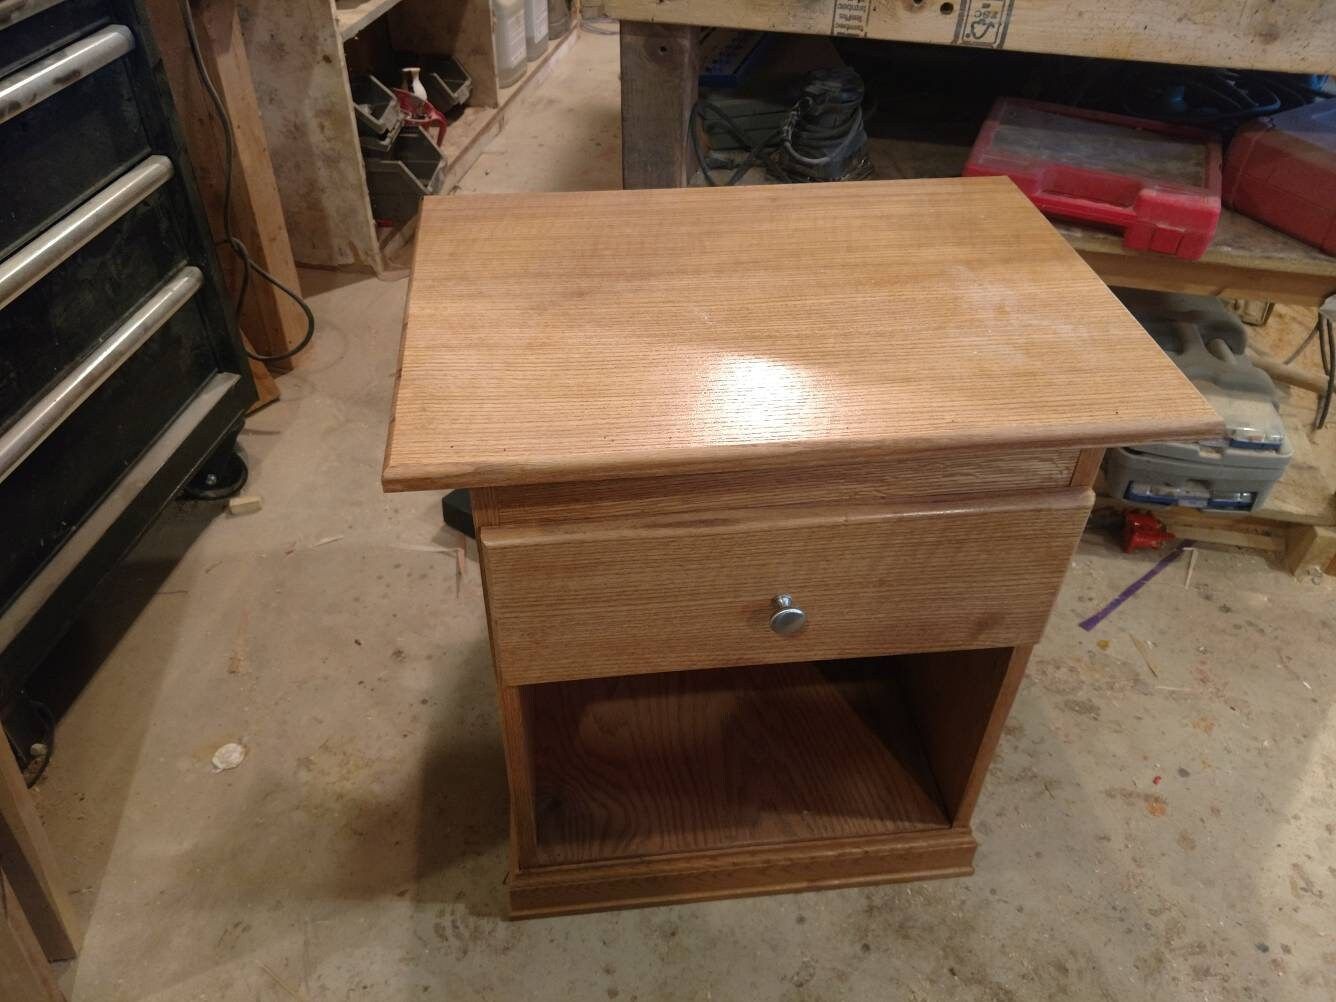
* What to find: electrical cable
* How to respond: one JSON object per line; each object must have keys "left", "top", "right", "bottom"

{"left": 1283, "top": 312, "right": 1335, "bottom": 430}
{"left": 177, "top": 0, "right": 316, "bottom": 363}
{"left": 691, "top": 69, "right": 871, "bottom": 186}
{"left": 690, "top": 99, "right": 784, "bottom": 186}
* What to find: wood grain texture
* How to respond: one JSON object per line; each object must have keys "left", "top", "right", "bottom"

{"left": 897, "top": 646, "right": 1031, "bottom": 825}
{"left": 490, "top": 448, "right": 1080, "bottom": 525}
{"left": 145, "top": 0, "right": 307, "bottom": 366}
{"left": 866, "top": 132, "right": 1336, "bottom": 307}
{"left": 598, "top": 1, "right": 1336, "bottom": 73}
{"left": 1070, "top": 448, "right": 1104, "bottom": 489}
{"left": 1285, "top": 525, "right": 1336, "bottom": 577}
{"left": 235, "top": 0, "right": 381, "bottom": 269}
{"left": 0, "top": 747, "right": 79, "bottom": 962}
{"left": 509, "top": 827, "right": 976, "bottom": 918}
{"left": 0, "top": 873, "right": 63, "bottom": 1002}
{"left": 619, "top": 21, "right": 699, "bottom": 189}
{"left": 384, "top": 179, "right": 1219, "bottom": 492}
{"left": 528, "top": 661, "right": 948, "bottom": 866}
{"left": 481, "top": 490, "right": 1093, "bottom": 685}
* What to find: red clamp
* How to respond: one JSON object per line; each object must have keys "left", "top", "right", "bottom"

{"left": 1122, "top": 511, "right": 1174, "bottom": 553}
{"left": 392, "top": 89, "right": 448, "bottom": 146}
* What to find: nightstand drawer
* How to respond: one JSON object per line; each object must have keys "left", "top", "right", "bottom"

{"left": 481, "top": 489, "right": 1093, "bottom": 685}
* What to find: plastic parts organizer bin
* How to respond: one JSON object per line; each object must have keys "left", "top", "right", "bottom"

{"left": 1224, "top": 98, "right": 1336, "bottom": 255}
{"left": 964, "top": 98, "right": 1223, "bottom": 260}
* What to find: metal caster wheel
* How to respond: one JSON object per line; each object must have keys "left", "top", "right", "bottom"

{"left": 183, "top": 449, "right": 248, "bottom": 500}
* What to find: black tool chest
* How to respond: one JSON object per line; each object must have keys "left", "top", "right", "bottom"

{"left": 0, "top": 0, "right": 255, "bottom": 708}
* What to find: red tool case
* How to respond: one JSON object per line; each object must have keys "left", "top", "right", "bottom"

{"left": 1224, "top": 99, "right": 1336, "bottom": 256}
{"left": 964, "top": 98, "right": 1223, "bottom": 260}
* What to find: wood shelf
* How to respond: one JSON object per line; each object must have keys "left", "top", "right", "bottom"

{"left": 598, "top": 0, "right": 1336, "bottom": 74}
{"left": 863, "top": 135, "right": 1336, "bottom": 307}
{"left": 335, "top": 0, "right": 407, "bottom": 41}
{"left": 693, "top": 127, "right": 1336, "bottom": 306}
{"left": 528, "top": 661, "right": 950, "bottom": 867}
{"left": 505, "top": 647, "right": 1024, "bottom": 916}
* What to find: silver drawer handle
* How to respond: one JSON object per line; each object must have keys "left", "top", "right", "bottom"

{"left": 0, "top": 266, "right": 202, "bottom": 485}
{"left": 0, "top": 372, "right": 239, "bottom": 651}
{"left": 0, "top": 155, "right": 173, "bottom": 310}
{"left": 0, "top": 24, "right": 134, "bottom": 126}
{"left": 0, "top": 0, "right": 67, "bottom": 31}
{"left": 769, "top": 594, "right": 807, "bottom": 636}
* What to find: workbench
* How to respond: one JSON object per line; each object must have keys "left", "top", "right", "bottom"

{"left": 384, "top": 177, "right": 1218, "bottom": 916}
{"left": 600, "top": 0, "right": 1336, "bottom": 308}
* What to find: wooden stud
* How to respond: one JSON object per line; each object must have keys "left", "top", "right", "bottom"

{"left": 0, "top": 872, "right": 64, "bottom": 1002}
{"left": 600, "top": 0, "right": 1336, "bottom": 75}
{"left": 1285, "top": 524, "right": 1336, "bottom": 577}
{"left": 619, "top": 22, "right": 699, "bottom": 189}
{"left": 0, "top": 748, "right": 80, "bottom": 962}
{"left": 144, "top": 0, "right": 308, "bottom": 367}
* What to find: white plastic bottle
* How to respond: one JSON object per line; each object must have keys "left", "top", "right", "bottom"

{"left": 492, "top": 0, "right": 526, "bottom": 88}
{"left": 523, "top": 0, "right": 548, "bottom": 62}
{"left": 547, "top": 0, "right": 570, "bottom": 40}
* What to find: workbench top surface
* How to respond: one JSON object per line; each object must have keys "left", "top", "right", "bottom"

{"left": 383, "top": 177, "right": 1219, "bottom": 491}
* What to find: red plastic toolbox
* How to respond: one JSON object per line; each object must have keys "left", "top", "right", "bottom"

{"left": 964, "top": 98, "right": 1223, "bottom": 260}
{"left": 1224, "top": 99, "right": 1336, "bottom": 256}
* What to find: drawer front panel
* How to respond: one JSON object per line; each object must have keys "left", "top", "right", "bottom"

{"left": 0, "top": 295, "right": 216, "bottom": 601}
{"left": 0, "top": 37, "right": 149, "bottom": 260}
{"left": 0, "top": 175, "right": 187, "bottom": 425}
{"left": 482, "top": 490, "right": 1093, "bottom": 685}
{"left": 0, "top": 1, "right": 114, "bottom": 78}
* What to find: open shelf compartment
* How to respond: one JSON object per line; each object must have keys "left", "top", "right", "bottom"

{"left": 517, "top": 648, "right": 1018, "bottom": 872}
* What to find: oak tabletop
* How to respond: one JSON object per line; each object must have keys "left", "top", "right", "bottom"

{"left": 383, "top": 177, "right": 1220, "bottom": 491}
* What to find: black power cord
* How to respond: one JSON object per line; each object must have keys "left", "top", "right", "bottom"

{"left": 1283, "top": 311, "right": 1335, "bottom": 430}
{"left": 772, "top": 68, "right": 872, "bottom": 182}
{"left": 177, "top": 0, "right": 316, "bottom": 363}
{"left": 692, "top": 68, "right": 872, "bottom": 186}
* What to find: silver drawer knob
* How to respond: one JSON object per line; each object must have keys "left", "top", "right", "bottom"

{"left": 769, "top": 594, "right": 806, "bottom": 636}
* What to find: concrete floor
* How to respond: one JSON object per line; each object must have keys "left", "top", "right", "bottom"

{"left": 31, "top": 27, "right": 1336, "bottom": 1001}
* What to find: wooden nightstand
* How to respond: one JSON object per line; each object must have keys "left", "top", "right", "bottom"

{"left": 383, "top": 178, "right": 1220, "bottom": 918}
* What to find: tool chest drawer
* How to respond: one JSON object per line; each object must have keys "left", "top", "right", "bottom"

{"left": 0, "top": 274, "right": 215, "bottom": 601}
{"left": 0, "top": 0, "right": 256, "bottom": 707}
{"left": 480, "top": 489, "right": 1094, "bottom": 686}
{"left": 0, "top": 160, "right": 184, "bottom": 425}
{"left": 0, "top": 23, "right": 149, "bottom": 259}
{"left": 0, "top": 0, "right": 116, "bottom": 74}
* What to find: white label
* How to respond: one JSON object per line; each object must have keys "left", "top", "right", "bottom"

{"left": 831, "top": 0, "right": 870, "bottom": 37}
{"left": 532, "top": 0, "right": 548, "bottom": 38}
{"left": 504, "top": 9, "right": 526, "bottom": 65}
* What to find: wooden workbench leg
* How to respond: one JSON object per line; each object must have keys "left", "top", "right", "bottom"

{"left": 1, "top": 872, "right": 65, "bottom": 1002}
{"left": 619, "top": 22, "right": 699, "bottom": 189}
{"left": 0, "top": 748, "right": 80, "bottom": 962}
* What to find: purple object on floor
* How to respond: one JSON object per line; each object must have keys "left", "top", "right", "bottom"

{"left": 1079, "top": 543, "right": 1187, "bottom": 632}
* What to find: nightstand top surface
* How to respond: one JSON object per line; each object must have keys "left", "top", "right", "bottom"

{"left": 383, "top": 177, "right": 1219, "bottom": 490}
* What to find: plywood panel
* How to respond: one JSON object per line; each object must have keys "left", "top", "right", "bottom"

{"left": 598, "top": 1, "right": 1336, "bottom": 74}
